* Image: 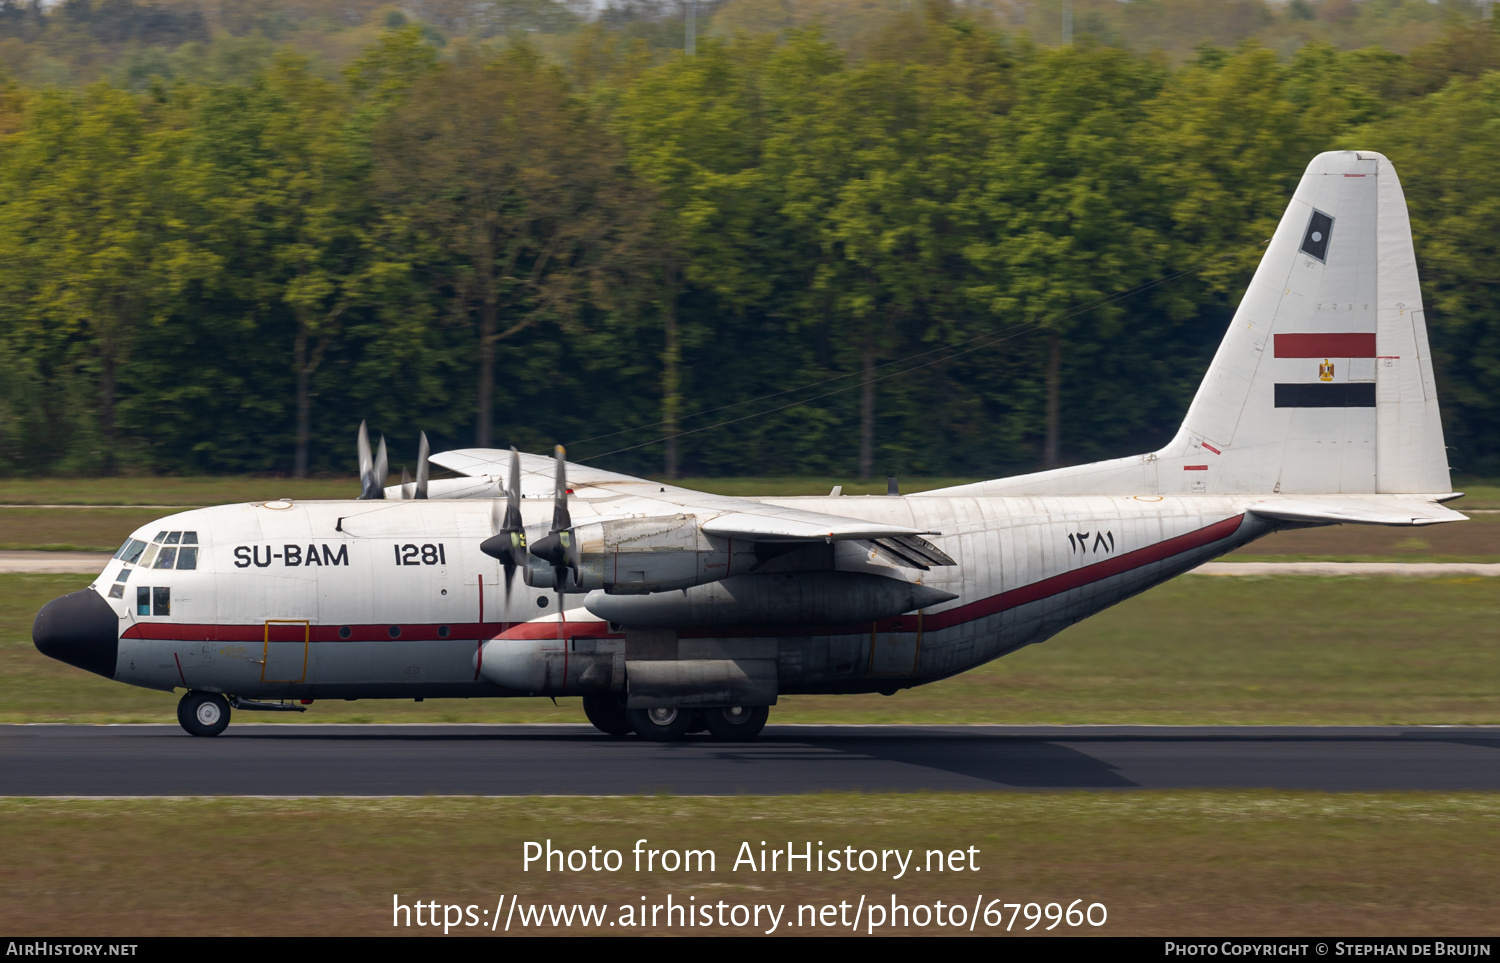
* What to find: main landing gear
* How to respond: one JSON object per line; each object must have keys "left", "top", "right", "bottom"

{"left": 582, "top": 695, "right": 769, "bottom": 742}
{"left": 177, "top": 690, "right": 231, "bottom": 737}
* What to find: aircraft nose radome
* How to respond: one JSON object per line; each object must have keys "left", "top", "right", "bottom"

{"left": 33, "top": 590, "right": 120, "bottom": 680}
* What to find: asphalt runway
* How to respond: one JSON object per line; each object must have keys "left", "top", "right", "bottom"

{"left": 3, "top": 724, "right": 1498, "bottom": 795}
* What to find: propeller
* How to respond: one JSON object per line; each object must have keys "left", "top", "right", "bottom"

{"left": 479, "top": 446, "right": 528, "bottom": 603}
{"left": 357, "top": 421, "right": 388, "bottom": 500}
{"left": 528, "top": 445, "right": 578, "bottom": 606}
{"left": 414, "top": 431, "right": 430, "bottom": 500}
{"left": 398, "top": 432, "right": 431, "bottom": 500}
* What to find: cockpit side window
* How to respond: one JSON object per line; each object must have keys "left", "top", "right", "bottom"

{"left": 136, "top": 586, "right": 150, "bottom": 616}
{"left": 153, "top": 587, "right": 170, "bottom": 616}
{"left": 120, "top": 540, "right": 147, "bottom": 565}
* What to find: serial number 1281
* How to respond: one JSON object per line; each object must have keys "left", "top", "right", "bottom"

{"left": 394, "top": 543, "right": 447, "bottom": 566}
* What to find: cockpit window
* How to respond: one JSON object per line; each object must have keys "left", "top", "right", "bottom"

{"left": 120, "top": 540, "right": 147, "bottom": 565}
{"left": 182, "top": 532, "right": 198, "bottom": 545}
{"left": 154, "top": 531, "right": 168, "bottom": 542}
{"left": 113, "top": 540, "right": 130, "bottom": 560}
{"left": 176, "top": 546, "right": 198, "bottom": 570}
{"left": 154, "top": 547, "right": 177, "bottom": 569}
{"left": 136, "top": 586, "right": 169, "bottom": 616}
{"left": 140, "top": 544, "right": 160, "bottom": 569}
{"left": 115, "top": 569, "right": 130, "bottom": 583}
{"left": 165, "top": 532, "right": 181, "bottom": 545}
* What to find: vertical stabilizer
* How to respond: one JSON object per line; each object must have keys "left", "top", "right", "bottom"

{"left": 1173, "top": 149, "right": 1448, "bottom": 495}
{"left": 938, "top": 150, "right": 1451, "bottom": 498}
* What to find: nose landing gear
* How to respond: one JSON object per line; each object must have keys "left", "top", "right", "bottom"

{"left": 177, "top": 690, "right": 231, "bottom": 737}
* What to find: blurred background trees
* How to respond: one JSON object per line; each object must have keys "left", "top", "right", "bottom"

{"left": 0, "top": 1, "right": 1497, "bottom": 478}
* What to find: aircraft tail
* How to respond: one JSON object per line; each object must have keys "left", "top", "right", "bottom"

{"left": 939, "top": 150, "right": 1452, "bottom": 499}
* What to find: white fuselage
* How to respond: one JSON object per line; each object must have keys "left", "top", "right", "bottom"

{"left": 91, "top": 492, "right": 1275, "bottom": 699}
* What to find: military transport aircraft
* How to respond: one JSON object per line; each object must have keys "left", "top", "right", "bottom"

{"left": 33, "top": 151, "right": 1466, "bottom": 741}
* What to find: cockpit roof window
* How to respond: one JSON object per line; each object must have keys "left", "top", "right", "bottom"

{"left": 165, "top": 532, "right": 181, "bottom": 545}
{"left": 181, "top": 531, "right": 198, "bottom": 545}
{"left": 154, "top": 531, "right": 167, "bottom": 543}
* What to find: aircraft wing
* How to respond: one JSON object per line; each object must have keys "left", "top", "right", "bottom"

{"left": 429, "top": 448, "right": 671, "bottom": 494}
{"left": 427, "top": 447, "right": 954, "bottom": 564}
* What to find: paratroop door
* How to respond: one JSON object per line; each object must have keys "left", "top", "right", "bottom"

{"left": 262, "top": 620, "right": 309, "bottom": 683}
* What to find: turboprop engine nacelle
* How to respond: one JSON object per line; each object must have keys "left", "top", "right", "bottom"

{"left": 475, "top": 613, "right": 624, "bottom": 696}
{"left": 560, "top": 515, "right": 758, "bottom": 594}
{"left": 584, "top": 572, "right": 959, "bottom": 629}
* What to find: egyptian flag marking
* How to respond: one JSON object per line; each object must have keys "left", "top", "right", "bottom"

{"left": 1273, "top": 329, "right": 1377, "bottom": 407}
{"left": 1300, "top": 209, "right": 1334, "bottom": 262}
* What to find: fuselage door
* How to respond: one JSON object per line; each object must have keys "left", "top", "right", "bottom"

{"left": 262, "top": 620, "right": 310, "bottom": 683}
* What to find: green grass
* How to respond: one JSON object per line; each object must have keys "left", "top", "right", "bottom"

{"left": 6, "top": 573, "right": 1499, "bottom": 725}
{"left": 0, "top": 793, "right": 1495, "bottom": 935}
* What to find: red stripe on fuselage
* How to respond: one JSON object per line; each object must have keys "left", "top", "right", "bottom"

{"left": 1274, "top": 333, "right": 1376, "bottom": 358}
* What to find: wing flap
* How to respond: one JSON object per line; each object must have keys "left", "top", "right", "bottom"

{"left": 867, "top": 535, "right": 958, "bottom": 570}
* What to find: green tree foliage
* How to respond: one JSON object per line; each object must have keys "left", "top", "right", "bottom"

{"left": 0, "top": 14, "right": 1498, "bottom": 480}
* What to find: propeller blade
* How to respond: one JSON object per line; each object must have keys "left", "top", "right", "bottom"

{"left": 373, "top": 436, "right": 388, "bottom": 500}
{"left": 400, "top": 466, "right": 412, "bottom": 500}
{"left": 551, "top": 445, "right": 571, "bottom": 532}
{"left": 357, "top": 421, "right": 384, "bottom": 500}
{"left": 415, "top": 432, "right": 430, "bottom": 500}
{"left": 504, "top": 446, "right": 523, "bottom": 531}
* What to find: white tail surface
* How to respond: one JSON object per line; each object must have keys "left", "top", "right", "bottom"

{"left": 944, "top": 150, "right": 1451, "bottom": 498}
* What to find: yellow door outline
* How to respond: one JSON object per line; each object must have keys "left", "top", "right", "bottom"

{"left": 262, "top": 619, "right": 310, "bottom": 683}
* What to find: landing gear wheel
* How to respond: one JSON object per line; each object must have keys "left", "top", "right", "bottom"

{"left": 686, "top": 710, "right": 707, "bottom": 734}
{"left": 703, "top": 705, "right": 769, "bottom": 742}
{"left": 582, "top": 694, "right": 631, "bottom": 736}
{"left": 627, "top": 707, "right": 693, "bottom": 742}
{"left": 178, "top": 691, "right": 231, "bottom": 737}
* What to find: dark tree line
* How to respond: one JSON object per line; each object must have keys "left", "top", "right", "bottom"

{"left": 1, "top": 15, "right": 1498, "bottom": 479}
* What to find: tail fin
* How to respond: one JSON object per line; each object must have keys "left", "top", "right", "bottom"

{"left": 944, "top": 150, "right": 1452, "bottom": 498}
{"left": 1174, "top": 149, "right": 1448, "bottom": 495}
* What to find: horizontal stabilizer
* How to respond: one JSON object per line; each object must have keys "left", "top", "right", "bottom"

{"left": 1244, "top": 497, "right": 1468, "bottom": 527}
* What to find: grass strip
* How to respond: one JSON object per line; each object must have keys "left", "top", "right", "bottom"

{"left": 0, "top": 793, "right": 1495, "bottom": 936}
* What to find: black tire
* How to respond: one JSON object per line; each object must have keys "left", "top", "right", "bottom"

{"left": 582, "top": 694, "right": 631, "bottom": 736}
{"left": 627, "top": 707, "right": 694, "bottom": 742}
{"left": 703, "top": 705, "right": 769, "bottom": 742}
{"left": 178, "top": 691, "right": 231, "bottom": 737}
{"left": 686, "top": 710, "right": 707, "bottom": 734}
